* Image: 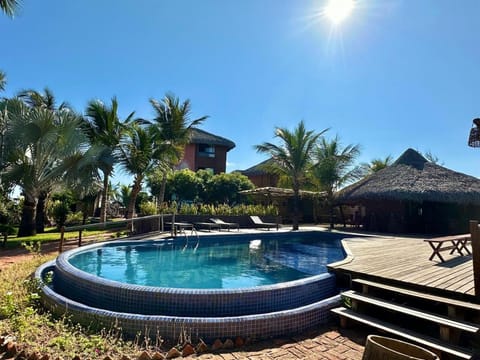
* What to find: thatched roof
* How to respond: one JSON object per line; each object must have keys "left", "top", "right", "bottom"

{"left": 240, "top": 187, "right": 325, "bottom": 199}
{"left": 337, "top": 148, "right": 480, "bottom": 205}
{"left": 239, "top": 158, "right": 275, "bottom": 176}
{"left": 190, "top": 128, "right": 235, "bottom": 151}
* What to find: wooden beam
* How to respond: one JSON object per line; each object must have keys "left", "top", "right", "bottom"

{"left": 469, "top": 220, "right": 480, "bottom": 300}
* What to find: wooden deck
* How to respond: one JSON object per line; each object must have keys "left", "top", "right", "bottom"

{"left": 328, "top": 235, "right": 476, "bottom": 301}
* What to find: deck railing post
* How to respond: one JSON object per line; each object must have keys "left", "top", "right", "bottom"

{"left": 59, "top": 226, "right": 65, "bottom": 253}
{"left": 469, "top": 220, "right": 480, "bottom": 299}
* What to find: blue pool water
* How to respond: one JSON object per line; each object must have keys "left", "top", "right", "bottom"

{"left": 68, "top": 233, "right": 345, "bottom": 289}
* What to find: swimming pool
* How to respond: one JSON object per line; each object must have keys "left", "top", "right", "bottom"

{"left": 37, "top": 231, "right": 351, "bottom": 341}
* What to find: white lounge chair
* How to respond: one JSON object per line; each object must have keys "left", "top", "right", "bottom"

{"left": 249, "top": 216, "right": 278, "bottom": 230}
{"left": 209, "top": 218, "right": 239, "bottom": 231}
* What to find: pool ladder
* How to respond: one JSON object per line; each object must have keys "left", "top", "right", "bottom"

{"left": 182, "top": 227, "right": 200, "bottom": 252}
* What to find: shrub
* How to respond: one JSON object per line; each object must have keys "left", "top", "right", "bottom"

{"left": 65, "top": 211, "right": 83, "bottom": 226}
{"left": 139, "top": 201, "right": 157, "bottom": 216}
{"left": 50, "top": 201, "right": 71, "bottom": 229}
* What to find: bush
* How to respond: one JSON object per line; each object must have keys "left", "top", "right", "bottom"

{"left": 65, "top": 211, "right": 84, "bottom": 226}
{"left": 139, "top": 201, "right": 157, "bottom": 216}
{"left": 50, "top": 201, "right": 71, "bottom": 229}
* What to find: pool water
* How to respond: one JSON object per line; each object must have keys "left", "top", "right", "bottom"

{"left": 68, "top": 235, "right": 345, "bottom": 289}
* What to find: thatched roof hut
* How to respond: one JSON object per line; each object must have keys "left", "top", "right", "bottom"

{"left": 336, "top": 148, "right": 480, "bottom": 234}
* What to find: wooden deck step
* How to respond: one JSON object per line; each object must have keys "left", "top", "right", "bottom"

{"left": 352, "top": 278, "right": 480, "bottom": 311}
{"left": 331, "top": 307, "right": 472, "bottom": 359}
{"left": 342, "top": 290, "right": 479, "bottom": 333}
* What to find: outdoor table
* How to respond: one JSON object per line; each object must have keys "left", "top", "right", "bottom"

{"left": 424, "top": 234, "right": 471, "bottom": 262}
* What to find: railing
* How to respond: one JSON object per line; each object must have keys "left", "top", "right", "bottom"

{"left": 58, "top": 214, "right": 174, "bottom": 253}
{"left": 469, "top": 220, "right": 480, "bottom": 300}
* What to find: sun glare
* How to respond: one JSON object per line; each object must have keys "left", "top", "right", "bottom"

{"left": 324, "top": 0, "right": 355, "bottom": 25}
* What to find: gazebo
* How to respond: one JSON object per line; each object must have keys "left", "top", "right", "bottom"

{"left": 336, "top": 148, "right": 480, "bottom": 234}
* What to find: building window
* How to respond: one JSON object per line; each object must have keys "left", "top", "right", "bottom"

{"left": 198, "top": 144, "right": 215, "bottom": 158}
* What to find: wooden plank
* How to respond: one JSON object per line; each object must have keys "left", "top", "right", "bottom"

{"left": 331, "top": 307, "right": 471, "bottom": 359}
{"left": 342, "top": 291, "right": 479, "bottom": 333}
{"left": 352, "top": 278, "right": 480, "bottom": 311}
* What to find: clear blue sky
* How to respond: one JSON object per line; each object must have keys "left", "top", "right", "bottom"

{"left": 2, "top": 0, "right": 480, "bottom": 186}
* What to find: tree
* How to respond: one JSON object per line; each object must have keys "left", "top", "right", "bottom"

{"left": 2, "top": 100, "right": 88, "bottom": 236}
{"left": 208, "top": 172, "right": 254, "bottom": 205}
{"left": 255, "top": 121, "right": 325, "bottom": 230}
{"left": 165, "top": 169, "right": 202, "bottom": 203}
{"left": 312, "top": 136, "right": 362, "bottom": 229}
{"left": 119, "top": 122, "right": 156, "bottom": 219}
{"left": 149, "top": 93, "right": 207, "bottom": 204}
{"left": 360, "top": 155, "right": 393, "bottom": 175}
{"left": 0, "top": 71, "right": 6, "bottom": 92}
{"left": 17, "top": 87, "right": 72, "bottom": 232}
{"left": 0, "top": 0, "right": 20, "bottom": 17}
{"left": 84, "top": 97, "right": 134, "bottom": 222}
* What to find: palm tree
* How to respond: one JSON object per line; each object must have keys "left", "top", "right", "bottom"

{"left": 18, "top": 87, "right": 70, "bottom": 111}
{"left": 0, "top": 0, "right": 20, "bottom": 17}
{"left": 2, "top": 101, "right": 88, "bottom": 236}
{"left": 17, "top": 87, "right": 71, "bottom": 232}
{"left": 0, "top": 71, "right": 6, "bottom": 92}
{"left": 255, "top": 121, "right": 326, "bottom": 230}
{"left": 149, "top": 93, "right": 207, "bottom": 204}
{"left": 84, "top": 97, "right": 134, "bottom": 222}
{"left": 312, "top": 136, "right": 362, "bottom": 229}
{"left": 361, "top": 155, "right": 393, "bottom": 175}
{"left": 119, "top": 122, "right": 157, "bottom": 219}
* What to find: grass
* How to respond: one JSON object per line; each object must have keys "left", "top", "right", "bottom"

{"left": 0, "top": 255, "right": 165, "bottom": 359}
{"left": 4, "top": 226, "right": 128, "bottom": 249}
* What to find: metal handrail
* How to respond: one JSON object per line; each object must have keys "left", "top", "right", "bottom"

{"left": 58, "top": 213, "right": 174, "bottom": 252}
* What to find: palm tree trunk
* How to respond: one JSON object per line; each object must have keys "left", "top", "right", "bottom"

{"left": 17, "top": 195, "right": 38, "bottom": 237}
{"left": 35, "top": 191, "right": 48, "bottom": 233}
{"left": 158, "top": 171, "right": 167, "bottom": 204}
{"left": 100, "top": 170, "right": 110, "bottom": 223}
{"left": 126, "top": 178, "right": 142, "bottom": 219}
{"left": 292, "top": 185, "right": 300, "bottom": 231}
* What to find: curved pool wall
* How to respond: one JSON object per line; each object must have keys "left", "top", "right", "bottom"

{"left": 36, "top": 231, "right": 346, "bottom": 341}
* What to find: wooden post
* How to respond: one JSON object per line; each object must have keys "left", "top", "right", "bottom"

{"left": 78, "top": 230, "right": 82, "bottom": 247}
{"left": 2, "top": 232, "right": 7, "bottom": 247}
{"left": 469, "top": 220, "right": 480, "bottom": 300}
{"left": 58, "top": 226, "right": 65, "bottom": 253}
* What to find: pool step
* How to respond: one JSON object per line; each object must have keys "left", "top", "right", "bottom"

{"left": 332, "top": 278, "right": 479, "bottom": 359}
{"left": 331, "top": 307, "right": 471, "bottom": 359}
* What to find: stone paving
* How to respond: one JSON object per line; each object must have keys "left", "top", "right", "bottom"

{"left": 186, "top": 326, "right": 368, "bottom": 359}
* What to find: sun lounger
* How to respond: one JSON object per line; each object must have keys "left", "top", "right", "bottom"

{"left": 249, "top": 216, "right": 278, "bottom": 230}
{"left": 209, "top": 218, "right": 239, "bottom": 231}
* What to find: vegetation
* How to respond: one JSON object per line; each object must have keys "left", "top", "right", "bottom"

{"left": 255, "top": 121, "right": 326, "bottom": 230}
{"left": 0, "top": 0, "right": 20, "bottom": 17}
{"left": 0, "top": 256, "right": 158, "bottom": 359}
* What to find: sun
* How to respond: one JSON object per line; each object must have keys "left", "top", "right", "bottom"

{"left": 324, "top": 0, "right": 355, "bottom": 25}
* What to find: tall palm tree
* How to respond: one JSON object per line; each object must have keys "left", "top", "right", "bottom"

{"left": 255, "top": 121, "right": 326, "bottom": 230}
{"left": 18, "top": 87, "right": 70, "bottom": 111}
{"left": 17, "top": 87, "right": 71, "bottom": 232}
{"left": 149, "top": 93, "right": 207, "bottom": 204}
{"left": 361, "top": 155, "right": 393, "bottom": 175}
{"left": 2, "top": 101, "right": 88, "bottom": 236}
{"left": 119, "top": 122, "right": 157, "bottom": 219}
{"left": 0, "top": 0, "right": 20, "bottom": 17}
{"left": 84, "top": 97, "right": 134, "bottom": 222}
{"left": 312, "top": 136, "right": 362, "bottom": 229}
{"left": 0, "top": 71, "right": 6, "bottom": 92}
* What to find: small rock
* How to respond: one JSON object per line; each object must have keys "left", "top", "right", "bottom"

{"left": 16, "top": 349, "right": 27, "bottom": 359}
{"left": 39, "top": 354, "right": 50, "bottom": 360}
{"left": 223, "top": 339, "right": 234, "bottom": 349}
{"left": 72, "top": 355, "right": 81, "bottom": 360}
{"left": 211, "top": 339, "right": 223, "bottom": 351}
{"left": 5, "top": 341, "right": 17, "bottom": 357}
{"left": 137, "top": 351, "right": 151, "bottom": 360}
{"left": 234, "top": 337, "right": 244, "bottom": 347}
{"left": 195, "top": 340, "right": 208, "bottom": 353}
{"left": 120, "top": 356, "right": 131, "bottom": 360}
{"left": 27, "top": 352, "right": 40, "bottom": 360}
{"left": 151, "top": 352, "right": 164, "bottom": 360}
{"left": 182, "top": 343, "right": 195, "bottom": 357}
{"left": 165, "top": 347, "right": 181, "bottom": 359}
